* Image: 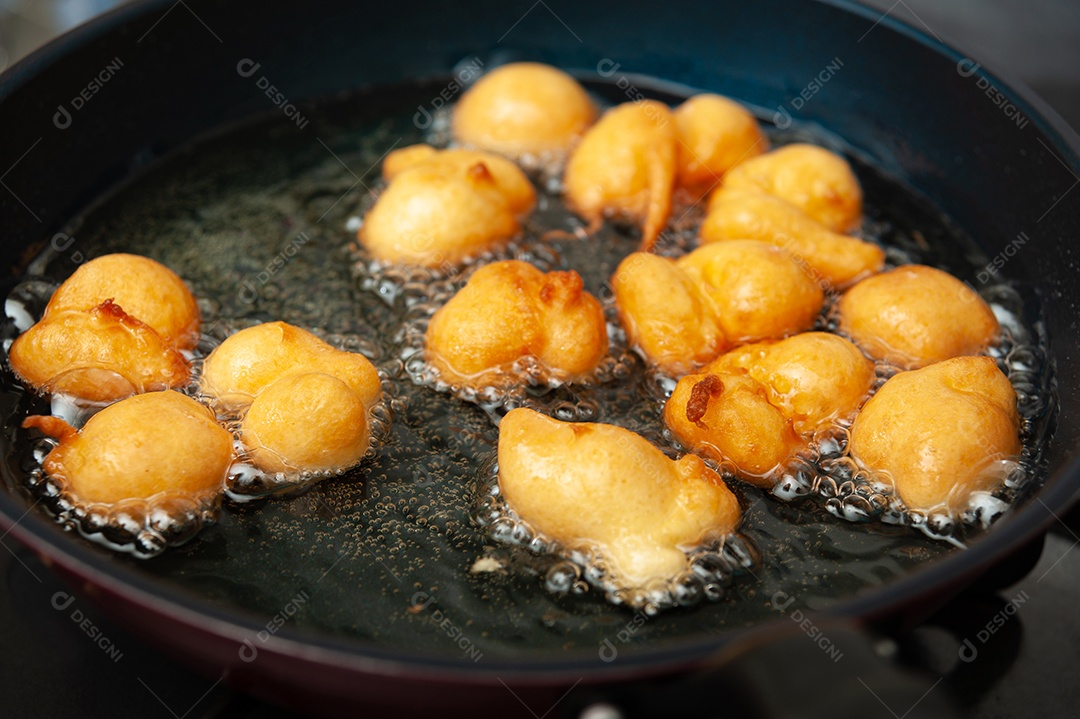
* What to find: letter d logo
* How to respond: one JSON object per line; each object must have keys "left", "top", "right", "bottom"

{"left": 53, "top": 105, "right": 72, "bottom": 130}
{"left": 51, "top": 591, "right": 75, "bottom": 611}
{"left": 773, "top": 105, "right": 792, "bottom": 130}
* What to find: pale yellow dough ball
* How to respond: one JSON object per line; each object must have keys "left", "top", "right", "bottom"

{"left": 563, "top": 100, "right": 677, "bottom": 251}
{"left": 44, "top": 253, "right": 201, "bottom": 348}
{"left": 837, "top": 264, "right": 1000, "bottom": 369}
{"left": 425, "top": 260, "right": 607, "bottom": 385}
{"left": 611, "top": 252, "right": 726, "bottom": 376}
{"left": 707, "top": 332, "right": 874, "bottom": 436}
{"left": 664, "top": 371, "right": 802, "bottom": 482}
{"left": 452, "top": 62, "right": 597, "bottom": 160}
{"left": 677, "top": 240, "right": 824, "bottom": 345}
{"left": 849, "top": 356, "right": 1021, "bottom": 511}
{"left": 612, "top": 242, "right": 822, "bottom": 375}
{"left": 9, "top": 302, "right": 191, "bottom": 403}
{"left": 23, "top": 391, "right": 232, "bottom": 505}
{"left": 498, "top": 408, "right": 741, "bottom": 586}
{"left": 720, "top": 143, "right": 863, "bottom": 233}
{"left": 381, "top": 145, "right": 536, "bottom": 216}
{"left": 665, "top": 333, "right": 874, "bottom": 483}
{"left": 360, "top": 147, "right": 535, "bottom": 266}
{"left": 673, "top": 94, "right": 768, "bottom": 193}
{"left": 240, "top": 373, "right": 370, "bottom": 474}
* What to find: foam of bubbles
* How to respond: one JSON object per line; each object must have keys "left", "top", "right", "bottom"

{"left": 4, "top": 280, "right": 58, "bottom": 329}
{"left": 48, "top": 393, "right": 105, "bottom": 428}
{"left": 4, "top": 299, "right": 35, "bottom": 333}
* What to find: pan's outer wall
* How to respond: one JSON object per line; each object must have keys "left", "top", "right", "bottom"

{"left": 1, "top": 0, "right": 1080, "bottom": 714}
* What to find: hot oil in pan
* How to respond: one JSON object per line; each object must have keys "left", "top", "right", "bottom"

{"left": 0, "top": 78, "right": 1054, "bottom": 663}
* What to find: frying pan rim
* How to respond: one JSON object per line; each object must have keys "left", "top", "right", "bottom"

{"left": 0, "top": 0, "right": 1078, "bottom": 687}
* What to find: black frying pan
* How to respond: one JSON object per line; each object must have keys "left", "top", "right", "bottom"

{"left": 1, "top": 1, "right": 1078, "bottom": 717}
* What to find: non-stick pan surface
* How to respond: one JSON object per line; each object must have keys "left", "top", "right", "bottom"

{"left": 1, "top": 0, "right": 1079, "bottom": 715}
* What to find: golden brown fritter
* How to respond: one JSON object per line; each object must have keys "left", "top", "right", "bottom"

{"left": 425, "top": 260, "right": 607, "bottom": 386}
{"left": 849, "top": 356, "right": 1021, "bottom": 511}
{"left": 498, "top": 408, "right": 741, "bottom": 586}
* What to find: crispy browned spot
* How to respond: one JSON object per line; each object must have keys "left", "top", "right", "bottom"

{"left": 93, "top": 299, "right": 153, "bottom": 333}
{"left": 569, "top": 423, "right": 592, "bottom": 437}
{"left": 467, "top": 161, "right": 494, "bottom": 184}
{"left": 538, "top": 270, "right": 584, "bottom": 306}
{"left": 686, "top": 374, "right": 724, "bottom": 428}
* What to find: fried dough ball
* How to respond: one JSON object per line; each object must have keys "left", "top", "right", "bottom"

{"left": 425, "top": 260, "right": 607, "bottom": 385}
{"left": 665, "top": 333, "right": 874, "bottom": 482}
{"left": 706, "top": 332, "right": 874, "bottom": 435}
{"left": 23, "top": 391, "right": 231, "bottom": 505}
{"left": 452, "top": 62, "right": 597, "bottom": 160}
{"left": 563, "top": 100, "right": 677, "bottom": 251}
{"left": 611, "top": 252, "right": 726, "bottom": 376}
{"left": 673, "top": 94, "right": 768, "bottom": 194}
{"left": 8, "top": 253, "right": 198, "bottom": 403}
{"left": 9, "top": 301, "right": 191, "bottom": 403}
{"left": 849, "top": 356, "right": 1021, "bottom": 511}
{"left": 701, "top": 188, "right": 883, "bottom": 288}
{"left": 44, "top": 253, "right": 200, "bottom": 349}
{"left": 677, "top": 240, "right": 824, "bottom": 345}
{"left": 612, "top": 242, "right": 821, "bottom": 375}
{"left": 720, "top": 144, "right": 863, "bottom": 233}
{"left": 498, "top": 408, "right": 741, "bottom": 585}
{"left": 664, "top": 372, "right": 802, "bottom": 483}
{"left": 837, "top": 265, "right": 1000, "bottom": 369}
{"left": 381, "top": 145, "right": 536, "bottom": 216}
{"left": 380, "top": 144, "right": 439, "bottom": 178}
{"left": 360, "top": 148, "right": 534, "bottom": 266}
{"left": 240, "top": 373, "right": 370, "bottom": 474}
{"left": 200, "top": 321, "right": 381, "bottom": 412}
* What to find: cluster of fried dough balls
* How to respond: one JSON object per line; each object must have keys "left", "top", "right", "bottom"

{"left": 201, "top": 321, "right": 382, "bottom": 474}
{"left": 359, "top": 145, "right": 536, "bottom": 267}
{"left": 701, "top": 188, "right": 882, "bottom": 288}
{"left": 425, "top": 260, "right": 607, "bottom": 387}
{"left": 498, "top": 408, "right": 741, "bottom": 586}
{"left": 838, "top": 265, "right": 1000, "bottom": 369}
{"left": 9, "top": 254, "right": 199, "bottom": 403}
{"left": 673, "top": 94, "right": 768, "bottom": 196}
{"left": 452, "top": 62, "right": 597, "bottom": 162}
{"left": 564, "top": 92, "right": 773, "bottom": 250}
{"left": 23, "top": 391, "right": 232, "bottom": 505}
{"left": 612, "top": 241, "right": 823, "bottom": 375}
{"left": 664, "top": 333, "right": 874, "bottom": 483}
{"left": 849, "top": 356, "right": 1021, "bottom": 511}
